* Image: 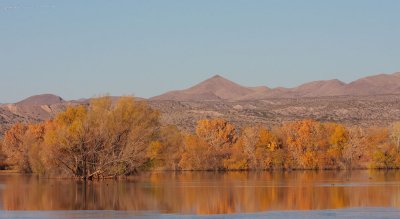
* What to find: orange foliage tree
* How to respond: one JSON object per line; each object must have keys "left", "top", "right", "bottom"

{"left": 148, "top": 125, "right": 184, "bottom": 170}
{"left": 224, "top": 127, "right": 283, "bottom": 170}
{"left": 180, "top": 118, "right": 237, "bottom": 170}
{"left": 43, "top": 96, "right": 160, "bottom": 178}
{"left": 281, "top": 120, "right": 327, "bottom": 169}
{"left": 365, "top": 127, "right": 400, "bottom": 168}
{"left": 2, "top": 123, "right": 46, "bottom": 172}
{"left": 324, "top": 123, "right": 349, "bottom": 169}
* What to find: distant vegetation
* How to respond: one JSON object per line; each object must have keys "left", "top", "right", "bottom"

{"left": 1, "top": 96, "right": 400, "bottom": 179}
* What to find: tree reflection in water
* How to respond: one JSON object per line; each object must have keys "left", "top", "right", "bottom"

{"left": 1, "top": 170, "right": 400, "bottom": 214}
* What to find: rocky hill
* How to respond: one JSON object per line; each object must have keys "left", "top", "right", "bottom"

{"left": 16, "top": 94, "right": 64, "bottom": 106}
{"left": 0, "top": 94, "right": 71, "bottom": 136}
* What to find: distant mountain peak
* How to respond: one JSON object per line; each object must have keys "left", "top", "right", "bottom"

{"left": 16, "top": 94, "right": 64, "bottom": 106}
{"left": 195, "top": 74, "right": 239, "bottom": 87}
{"left": 151, "top": 75, "right": 253, "bottom": 101}
{"left": 210, "top": 74, "right": 224, "bottom": 79}
{"left": 201, "top": 74, "right": 230, "bottom": 83}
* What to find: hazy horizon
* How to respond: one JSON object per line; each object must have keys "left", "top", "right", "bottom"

{"left": 1, "top": 0, "right": 400, "bottom": 102}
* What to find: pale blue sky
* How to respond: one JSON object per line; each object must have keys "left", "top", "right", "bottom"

{"left": 1, "top": 0, "right": 399, "bottom": 103}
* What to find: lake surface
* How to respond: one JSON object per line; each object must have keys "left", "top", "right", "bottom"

{"left": 1, "top": 170, "right": 400, "bottom": 218}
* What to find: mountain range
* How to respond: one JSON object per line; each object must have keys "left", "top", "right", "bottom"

{"left": 2, "top": 72, "right": 400, "bottom": 105}
{"left": 152, "top": 72, "right": 400, "bottom": 101}
{"left": 1, "top": 71, "right": 400, "bottom": 135}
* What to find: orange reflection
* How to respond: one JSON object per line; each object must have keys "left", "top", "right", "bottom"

{"left": 1, "top": 171, "right": 400, "bottom": 214}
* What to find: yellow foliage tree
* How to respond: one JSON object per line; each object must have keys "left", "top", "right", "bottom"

{"left": 179, "top": 134, "right": 211, "bottom": 170}
{"left": 44, "top": 96, "right": 160, "bottom": 179}
{"left": 196, "top": 118, "right": 237, "bottom": 149}
{"left": 148, "top": 125, "right": 184, "bottom": 170}
{"left": 224, "top": 126, "right": 283, "bottom": 170}
{"left": 2, "top": 123, "right": 46, "bottom": 173}
{"left": 178, "top": 118, "right": 238, "bottom": 170}
{"left": 281, "top": 120, "right": 328, "bottom": 169}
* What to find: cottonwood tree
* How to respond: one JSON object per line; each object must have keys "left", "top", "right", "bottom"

{"left": 325, "top": 123, "right": 349, "bottom": 168}
{"left": 196, "top": 118, "right": 237, "bottom": 149}
{"left": 44, "top": 96, "right": 160, "bottom": 179}
{"left": 342, "top": 127, "right": 365, "bottom": 168}
{"left": 195, "top": 118, "right": 237, "bottom": 170}
{"left": 179, "top": 118, "right": 237, "bottom": 170}
{"left": 241, "top": 127, "right": 259, "bottom": 168}
{"left": 223, "top": 126, "right": 258, "bottom": 170}
{"left": 281, "top": 120, "right": 328, "bottom": 169}
{"left": 2, "top": 123, "right": 29, "bottom": 172}
{"left": 147, "top": 125, "right": 184, "bottom": 170}
{"left": 2, "top": 123, "right": 46, "bottom": 172}
{"left": 366, "top": 127, "right": 400, "bottom": 168}
{"left": 224, "top": 126, "right": 282, "bottom": 170}
{"left": 179, "top": 134, "right": 211, "bottom": 170}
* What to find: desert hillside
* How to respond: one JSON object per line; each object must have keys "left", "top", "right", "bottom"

{"left": 1, "top": 72, "right": 400, "bottom": 135}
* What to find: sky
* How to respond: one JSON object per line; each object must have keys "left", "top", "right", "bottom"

{"left": 1, "top": 0, "right": 400, "bottom": 103}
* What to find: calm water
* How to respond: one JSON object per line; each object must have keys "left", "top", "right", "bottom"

{"left": 1, "top": 170, "right": 400, "bottom": 218}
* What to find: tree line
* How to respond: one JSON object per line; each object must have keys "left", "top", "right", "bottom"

{"left": 1, "top": 96, "right": 400, "bottom": 179}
